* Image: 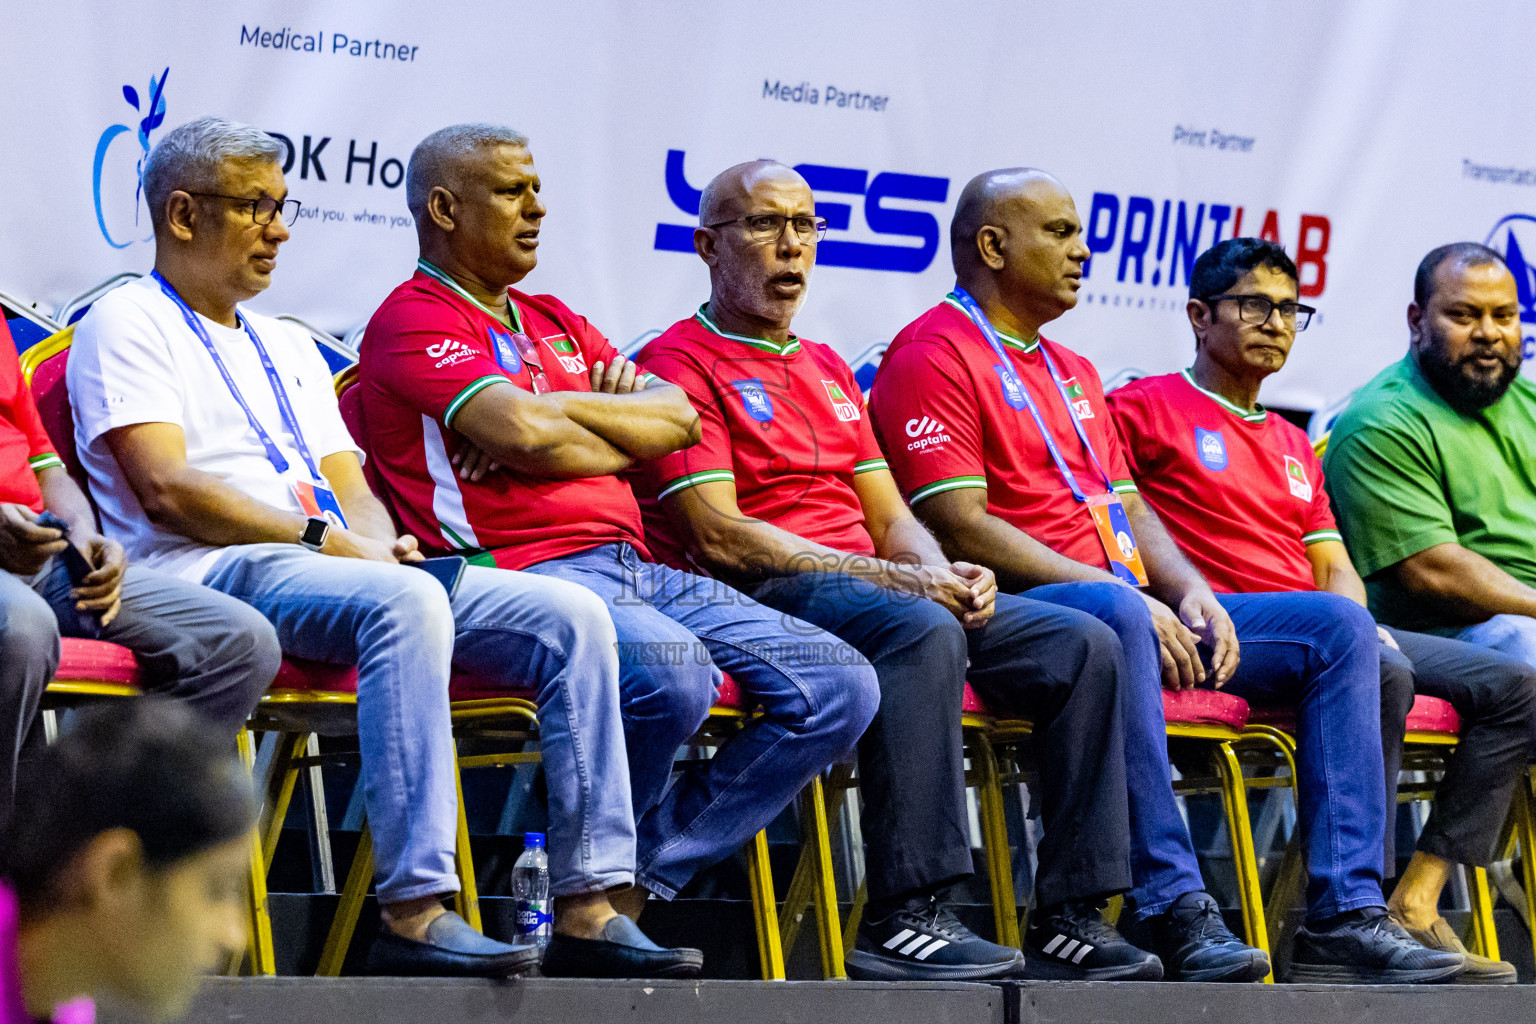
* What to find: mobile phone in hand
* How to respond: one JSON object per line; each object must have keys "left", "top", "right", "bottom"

{"left": 34, "top": 511, "right": 96, "bottom": 585}
{"left": 411, "top": 555, "right": 468, "bottom": 599}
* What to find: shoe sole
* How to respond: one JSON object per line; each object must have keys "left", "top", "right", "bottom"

{"left": 1454, "top": 970, "right": 1518, "bottom": 986}
{"left": 367, "top": 945, "right": 542, "bottom": 978}
{"left": 1175, "top": 953, "right": 1271, "bottom": 983}
{"left": 1017, "top": 954, "right": 1164, "bottom": 982}
{"left": 1288, "top": 963, "right": 1464, "bottom": 984}
{"left": 845, "top": 950, "right": 1022, "bottom": 981}
{"left": 540, "top": 950, "right": 705, "bottom": 980}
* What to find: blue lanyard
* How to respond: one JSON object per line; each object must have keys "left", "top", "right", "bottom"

{"left": 949, "top": 287, "right": 1115, "bottom": 502}
{"left": 152, "top": 271, "right": 322, "bottom": 482}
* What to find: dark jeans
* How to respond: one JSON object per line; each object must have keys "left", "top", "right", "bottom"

{"left": 1023, "top": 584, "right": 1387, "bottom": 920}
{"left": 747, "top": 574, "right": 1132, "bottom": 910}
{"left": 1379, "top": 627, "right": 1536, "bottom": 870}
{"left": 1, "top": 556, "right": 281, "bottom": 815}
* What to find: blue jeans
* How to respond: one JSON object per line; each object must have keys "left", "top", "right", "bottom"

{"left": 1024, "top": 584, "right": 1386, "bottom": 920}
{"left": 204, "top": 545, "right": 631, "bottom": 903}
{"left": 1453, "top": 613, "right": 1536, "bottom": 670}
{"left": 523, "top": 543, "right": 879, "bottom": 899}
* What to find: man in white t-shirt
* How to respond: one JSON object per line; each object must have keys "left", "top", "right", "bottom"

{"left": 68, "top": 116, "right": 699, "bottom": 978}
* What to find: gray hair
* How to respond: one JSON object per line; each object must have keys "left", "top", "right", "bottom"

{"left": 406, "top": 123, "right": 529, "bottom": 222}
{"left": 142, "top": 115, "right": 283, "bottom": 232}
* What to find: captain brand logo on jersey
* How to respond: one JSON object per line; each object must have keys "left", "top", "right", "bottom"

{"left": 731, "top": 378, "right": 775, "bottom": 422}
{"left": 822, "top": 380, "right": 861, "bottom": 421}
{"left": 1195, "top": 427, "right": 1228, "bottom": 471}
{"left": 1284, "top": 455, "right": 1312, "bottom": 501}
{"left": 427, "top": 337, "right": 478, "bottom": 369}
{"left": 1061, "top": 377, "right": 1093, "bottom": 419}
{"left": 904, "top": 415, "right": 951, "bottom": 451}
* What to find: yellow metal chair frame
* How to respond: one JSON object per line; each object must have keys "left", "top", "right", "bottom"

{"left": 1498, "top": 766, "right": 1536, "bottom": 968}
{"left": 1248, "top": 719, "right": 1500, "bottom": 961}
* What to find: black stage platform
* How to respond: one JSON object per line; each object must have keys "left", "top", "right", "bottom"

{"left": 98, "top": 977, "right": 1536, "bottom": 1024}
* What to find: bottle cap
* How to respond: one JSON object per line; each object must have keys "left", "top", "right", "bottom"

{"left": 523, "top": 832, "right": 546, "bottom": 848}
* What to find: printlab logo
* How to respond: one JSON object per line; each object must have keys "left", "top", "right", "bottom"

{"left": 93, "top": 67, "right": 169, "bottom": 249}
{"left": 1484, "top": 214, "right": 1536, "bottom": 360}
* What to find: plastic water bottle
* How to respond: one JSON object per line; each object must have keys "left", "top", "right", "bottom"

{"left": 511, "top": 832, "right": 552, "bottom": 950}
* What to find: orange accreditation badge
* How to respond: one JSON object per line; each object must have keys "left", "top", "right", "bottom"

{"left": 1085, "top": 493, "right": 1148, "bottom": 586}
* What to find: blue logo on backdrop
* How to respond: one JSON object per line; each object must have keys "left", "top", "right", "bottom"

{"left": 1194, "top": 428, "right": 1228, "bottom": 471}
{"left": 655, "top": 150, "right": 949, "bottom": 273}
{"left": 731, "top": 378, "right": 775, "bottom": 421}
{"left": 1485, "top": 214, "right": 1536, "bottom": 361}
{"left": 93, "top": 67, "right": 169, "bottom": 249}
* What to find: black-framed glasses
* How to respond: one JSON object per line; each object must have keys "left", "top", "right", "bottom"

{"left": 1205, "top": 293, "right": 1316, "bottom": 331}
{"left": 705, "top": 213, "right": 829, "bottom": 245}
{"left": 185, "top": 192, "right": 302, "bottom": 230}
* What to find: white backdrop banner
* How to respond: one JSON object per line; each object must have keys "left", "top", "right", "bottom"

{"left": 5, "top": 0, "right": 1536, "bottom": 411}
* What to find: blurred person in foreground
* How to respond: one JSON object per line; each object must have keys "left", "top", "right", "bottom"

{"left": 1, "top": 700, "right": 255, "bottom": 1024}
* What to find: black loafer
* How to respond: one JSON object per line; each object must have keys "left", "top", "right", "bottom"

{"left": 540, "top": 915, "right": 704, "bottom": 978}
{"left": 366, "top": 910, "right": 541, "bottom": 977}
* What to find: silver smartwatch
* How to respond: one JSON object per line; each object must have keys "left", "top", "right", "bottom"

{"left": 299, "top": 515, "right": 330, "bottom": 552}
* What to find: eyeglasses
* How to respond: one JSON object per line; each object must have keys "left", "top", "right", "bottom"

{"left": 510, "top": 332, "right": 552, "bottom": 394}
{"left": 185, "top": 192, "right": 302, "bottom": 230}
{"left": 1204, "top": 294, "right": 1316, "bottom": 331}
{"left": 704, "top": 213, "right": 829, "bottom": 245}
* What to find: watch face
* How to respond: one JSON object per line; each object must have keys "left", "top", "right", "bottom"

{"left": 302, "top": 518, "right": 328, "bottom": 547}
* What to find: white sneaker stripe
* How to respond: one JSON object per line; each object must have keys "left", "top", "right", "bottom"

{"left": 882, "top": 928, "right": 915, "bottom": 951}
{"left": 1058, "top": 939, "right": 1080, "bottom": 960}
{"left": 1042, "top": 934, "right": 1066, "bottom": 955}
{"left": 914, "top": 938, "right": 949, "bottom": 961}
{"left": 898, "top": 935, "right": 932, "bottom": 956}
{"left": 1072, "top": 943, "right": 1094, "bottom": 964}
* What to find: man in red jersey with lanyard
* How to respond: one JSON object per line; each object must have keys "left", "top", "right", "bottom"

{"left": 627, "top": 160, "right": 1220, "bottom": 981}
{"left": 358, "top": 126, "right": 877, "bottom": 976}
{"left": 870, "top": 168, "right": 1461, "bottom": 983}
{"left": 1108, "top": 236, "right": 1531, "bottom": 982}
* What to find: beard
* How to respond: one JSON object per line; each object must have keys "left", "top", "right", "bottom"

{"left": 1416, "top": 327, "right": 1521, "bottom": 414}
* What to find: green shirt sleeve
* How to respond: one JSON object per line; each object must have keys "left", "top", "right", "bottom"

{"left": 1326, "top": 419, "right": 1457, "bottom": 578}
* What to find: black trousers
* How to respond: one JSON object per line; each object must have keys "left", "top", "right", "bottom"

{"left": 747, "top": 572, "right": 1132, "bottom": 909}
{"left": 1379, "top": 627, "right": 1536, "bottom": 871}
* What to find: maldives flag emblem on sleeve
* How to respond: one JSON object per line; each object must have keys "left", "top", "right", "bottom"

{"left": 1283, "top": 455, "right": 1313, "bottom": 501}
{"left": 1062, "top": 377, "right": 1094, "bottom": 419}
{"left": 821, "top": 380, "right": 861, "bottom": 421}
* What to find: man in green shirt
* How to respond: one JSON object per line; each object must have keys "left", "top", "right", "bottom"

{"left": 1325, "top": 242, "right": 1536, "bottom": 664}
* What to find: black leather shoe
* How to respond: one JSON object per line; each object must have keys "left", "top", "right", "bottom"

{"left": 540, "top": 915, "right": 704, "bottom": 978}
{"left": 1149, "top": 891, "right": 1270, "bottom": 982}
{"left": 366, "top": 911, "right": 540, "bottom": 977}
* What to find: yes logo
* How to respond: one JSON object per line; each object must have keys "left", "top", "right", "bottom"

{"left": 655, "top": 150, "right": 949, "bottom": 273}
{"left": 822, "top": 380, "right": 860, "bottom": 422}
{"left": 93, "top": 67, "right": 169, "bottom": 249}
{"left": 1284, "top": 454, "right": 1312, "bottom": 501}
{"left": 1195, "top": 428, "right": 1228, "bottom": 471}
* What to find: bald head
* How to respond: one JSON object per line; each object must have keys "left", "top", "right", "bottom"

{"left": 950, "top": 168, "right": 1064, "bottom": 276}
{"left": 698, "top": 160, "right": 807, "bottom": 226}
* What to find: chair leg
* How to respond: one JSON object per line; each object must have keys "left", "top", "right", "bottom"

{"left": 1215, "top": 741, "right": 1272, "bottom": 983}
{"left": 745, "top": 829, "right": 786, "bottom": 980}
{"left": 1514, "top": 769, "right": 1536, "bottom": 970}
{"left": 778, "top": 842, "right": 816, "bottom": 966}
{"left": 317, "top": 823, "right": 374, "bottom": 977}
{"left": 970, "top": 731, "right": 1020, "bottom": 948}
{"left": 235, "top": 729, "right": 275, "bottom": 977}
{"left": 260, "top": 732, "right": 308, "bottom": 872}
{"left": 843, "top": 879, "right": 868, "bottom": 956}
{"left": 451, "top": 757, "right": 482, "bottom": 932}
{"left": 801, "top": 776, "right": 846, "bottom": 979}
{"left": 1468, "top": 866, "right": 1500, "bottom": 960}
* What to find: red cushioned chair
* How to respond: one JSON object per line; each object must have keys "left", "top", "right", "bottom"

{"left": 332, "top": 369, "right": 844, "bottom": 980}
{"left": 1246, "top": 694, "right": 1500, "bottom": 961}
